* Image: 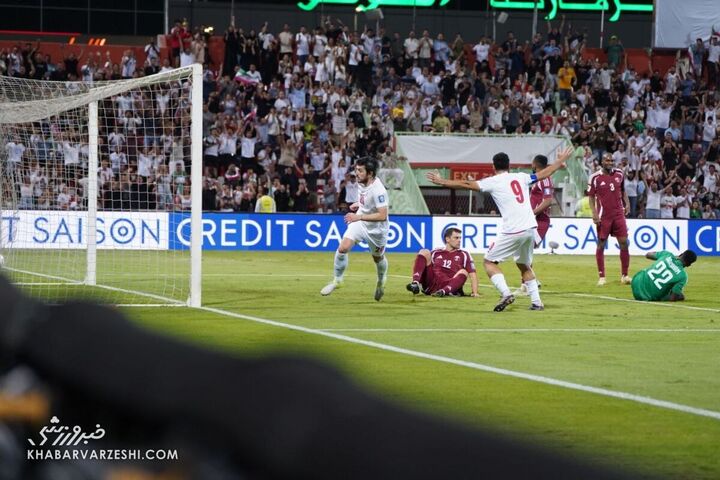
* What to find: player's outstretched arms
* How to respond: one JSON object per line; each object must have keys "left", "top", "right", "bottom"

{"left": 426, "top": 170, "right": 480, "bottom": 191}
{"left": 535, "top": 146, "right": 574, "bottom": 181}
{"left": 645, "top": 252, "right": 658, "bottom": 261}
{"left": 668, "top": 292, "right": 685, "bottom": 302}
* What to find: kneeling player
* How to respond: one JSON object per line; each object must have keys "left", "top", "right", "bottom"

{"left": 631, "top": 250, "right": 697, "bottom": 302}
{"left": 407, "top": 227, "right": 479, "bottom": 297}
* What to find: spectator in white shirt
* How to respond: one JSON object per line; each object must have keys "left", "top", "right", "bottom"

{"left": 344, "top": 172, "right": 359, "bottom": 204}
{"left": 708, "top": 37, "right": 720, "bottom": 87}
{"left": 702, "top": 115, "right": 717, "bottom": 151}
{"left": 314, "top": 28, "right": 329, "bottom": 59}
{"left": 246, "top": 64, "right": 262, "bottom": 82}
{"left": 144, "top": 37, "right": 160, "bottom": 66}
{"left": 404, "top": 31, "right": 419, "bottom": 60}
{"left": 56, "top": 187, "right": 72, "bottom": 210}
{"left": 121, "top": 50, "right": 136, "bottom": 78}
{"left": 660, "top": 186, "right": 676, "bottom": 218}
{"left": 473, "top": 38, "right": 490, "bottom": 66}
{"left": 137, "top": 148, "right": 154, "bottom": 178}
{"left": 278, "top": 24, "right": 294, "bottom": 56}
{"left": 62, "top": 140, "right": 80, "bottom": 167}
{"left": 5, "top": 138, "right": 26, "bottom": 172}
{"left": 295, "top": 27, "right": 311, "bottom": 66}
{"left": 624, "top": 170, "right": 640, "bottom": 217}
{"left": 179, "top": 47, "right": 195, "bottom": 67}
{"left": 704, "top": 164, "right": 719, "bottom": 193}
{"left": 239, "top": 123, "right": 259, "bottom": 170}
{"left": 109, "top": 147, "right": 128, "bottom": 175}
{"left": 98, "top": 160, "right": 114, "bottom": 189}
{"left": 645, "top": 181, "right": 662, "bottom": 218}
{"left": 418, "top": 30, "right": 433, "bottom": 68}
{"left": 675, "top": 188, "right": 692, "bottom": 219}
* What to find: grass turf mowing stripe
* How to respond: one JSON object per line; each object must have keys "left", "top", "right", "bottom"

{"left": 196, "top": 304, "right": 720, "bottom": 422}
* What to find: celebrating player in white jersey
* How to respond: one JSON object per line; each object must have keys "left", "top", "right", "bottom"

{"left": 321, "top": 157, "right": 390, "bottom": 301}
{"left": 427, "top": 147, "right": 573, "bottom": 311}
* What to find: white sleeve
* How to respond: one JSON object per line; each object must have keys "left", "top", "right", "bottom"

{"left": 520, "top": 172, "right": 536, "bottom": 186}
{"left": 476, "top": 177, "right": 492, "bottom": 192}
{"left": 375, "top": 187, "right": 389, "bottom": 208}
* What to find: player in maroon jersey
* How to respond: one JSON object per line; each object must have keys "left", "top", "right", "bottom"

{"left": 587, "top": 153, "right": 631, "bottom": 286}
{"left": 518, "top": 154, "right": 554, "bottom": 295}
{"left": 407, "top": 227, "right": 479, "bottom": 297}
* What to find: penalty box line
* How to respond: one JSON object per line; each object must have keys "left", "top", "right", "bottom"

{"left": 196, "top": 304, "right": 720, "bottom": 422}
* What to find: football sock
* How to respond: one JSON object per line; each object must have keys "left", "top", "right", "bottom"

{"left": 376, "top": 256, "right": 388, "bottom": 283}
{"left": 445, "top": 275, "right": 467, "bottom": 294}
{"left": 334, "top": 251, "right": 348, "bottom": 281}
{"left": 490, "top": 273, "right": 511, "bottom": 297}
{"left": 521, "top": 264, "right": 534, "bottom": 286}
{"left": 412, "top": 255, "right": 426, "bottom": 283}
{"left": 525, "top": 279, "right": 541, "bottom": 305}
{"left": 596, "top": 248, "right": 605, "bottom": 277}
{"left": 620, "top": 248, "right": 630, "bottom": 276}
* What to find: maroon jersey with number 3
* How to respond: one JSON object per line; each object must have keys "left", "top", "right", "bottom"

{"left": 587, "top": 168, "right": 625, "bottom": 219}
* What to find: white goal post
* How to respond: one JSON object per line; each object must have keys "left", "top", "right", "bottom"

{"left": 0, "top": 64, "right": 203, "bottom": 307}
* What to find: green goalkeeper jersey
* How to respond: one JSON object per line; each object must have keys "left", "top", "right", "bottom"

{"left": 631, "top": 251, "right": 688, "bottom": 301}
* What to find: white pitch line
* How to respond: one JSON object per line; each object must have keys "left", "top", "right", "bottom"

{"left": 196, "top": 304, "right": 720, "bottom": 422}
{"left": 567, "top": 293, "right": 720, "bottom": 313}
{"left": 6, "top": 267, "right": 186, "bottom": 306}
{"left": 113, "top": 271, "right": 720, "bottom": 314}
{"left": 320, "top": 328, "right": 720, "bottom": 333}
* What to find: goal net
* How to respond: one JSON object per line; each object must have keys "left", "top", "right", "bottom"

{"left": 0, "top": 64, "right": 203, "bottom": 306}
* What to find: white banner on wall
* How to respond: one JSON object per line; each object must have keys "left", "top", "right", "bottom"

{"left": 395, "top": 134, "right": 568, "bottom": 166}
{"left": 654, "top": 0, "right": 720, "bottom": 48}
{"left": 432, "top": 217, "right": 688, "bottom": 256}
{"left": 0, "top": 210, "right": 169, "bottom": 250}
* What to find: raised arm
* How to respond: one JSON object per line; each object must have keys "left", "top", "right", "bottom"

{"left": 534, "top": 146, "right": 574, "bottom": 181}
{"left": 426, "top": 171, "right": 481, "bottom": 191}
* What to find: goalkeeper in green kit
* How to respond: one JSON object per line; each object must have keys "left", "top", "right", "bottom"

{"left": 631, "top": 250, "right": 697, "bottom": 302}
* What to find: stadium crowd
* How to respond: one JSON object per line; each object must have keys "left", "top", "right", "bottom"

{"left": 2, "top": 16, "right": 720, "bottom": 218}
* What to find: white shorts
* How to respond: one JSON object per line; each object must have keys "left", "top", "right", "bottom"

{"left": 485, "top": 228, "right": 536, "bottom": 266}
{"left": 344, "top": 221, "right": 387, "bottom": 257}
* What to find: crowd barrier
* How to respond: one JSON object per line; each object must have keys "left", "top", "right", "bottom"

{"left": 2, "top": 212, "right": 719, "bottom": 256}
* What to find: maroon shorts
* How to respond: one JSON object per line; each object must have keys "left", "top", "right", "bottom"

{"left": 597, "top": 215, "right": 628, "bottom": 240}
{"left": 535, "top": 219, "right": 550, "bottom": 246}
{"left": 420, "top": 268, "right": 457, "bottom": 295}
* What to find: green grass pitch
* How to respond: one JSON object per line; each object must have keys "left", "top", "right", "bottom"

{"left": 12, "top": 250, "right": 720, "bottom": 477}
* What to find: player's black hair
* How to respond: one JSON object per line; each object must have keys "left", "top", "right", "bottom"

{"left": 680, "top": 250, "right": 697, "bottom": 267}
{"left": 356, "top": 156, "right": 378, "bottom": 178}
{"left": 443, "top": 227, "right": 461, "bottom": 241}
{"left": 533, "top": 155, "right": 548, "bottom": 168}
{"left": 492, "top": 152, "right": 510, "bottom": 171}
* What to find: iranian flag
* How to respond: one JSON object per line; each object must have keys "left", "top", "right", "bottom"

{"left": 234, "top": 68, "right": 259, "bottom": 86}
